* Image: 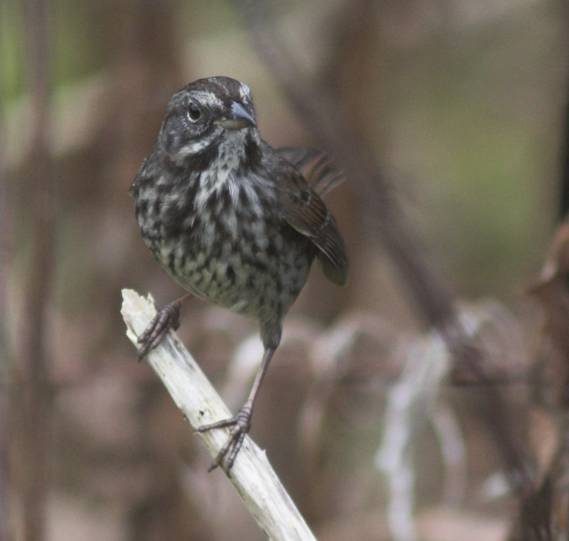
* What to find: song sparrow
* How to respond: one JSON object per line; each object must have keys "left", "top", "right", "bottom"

{"left": 131, "top": 76, "right": 348, "bottom": 471}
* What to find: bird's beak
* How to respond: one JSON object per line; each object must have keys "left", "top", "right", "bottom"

{"left": 218, "top": 102, "right": 256, "bottom": 130}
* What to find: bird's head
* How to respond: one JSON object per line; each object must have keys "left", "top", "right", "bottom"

{"left": 158, "top": 76, "right": 259, "bottom": 165}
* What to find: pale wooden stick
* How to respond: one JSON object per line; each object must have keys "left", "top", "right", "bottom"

{"left": 120, "top": 289, "right": 317, "bottom": 541}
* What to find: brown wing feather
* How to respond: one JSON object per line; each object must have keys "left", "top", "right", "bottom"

{"left": 277, "top": 147, "right": 346, "bottom": 197}
{"left": 270, "top": 152, "right": 348, "bottom": 286}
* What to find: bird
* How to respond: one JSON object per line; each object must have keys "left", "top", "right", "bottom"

{"left": 130, "top": 76, "right": 348, "bottom": 471}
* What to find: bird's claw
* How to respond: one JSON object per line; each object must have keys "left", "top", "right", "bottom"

{"left": 137, "top": 301, "right": 181, "bottom": 359}
{"left": 197, "top": 405, "right": 252, "bottom": 472}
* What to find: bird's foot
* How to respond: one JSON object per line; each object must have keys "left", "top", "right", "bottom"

{"left": 137, "top": 300, "right": 181, "bottom": 359}
{"left": 196, "top": 404, "right": 252, "bottom": 472}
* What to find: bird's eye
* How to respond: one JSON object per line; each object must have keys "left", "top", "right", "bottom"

{"left": 187, "top": 103, "right": 202, "bottom": 122}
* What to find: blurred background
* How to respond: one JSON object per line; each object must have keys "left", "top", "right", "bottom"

{"left": 2, "top": 0, "right": 569, "bottom": 539}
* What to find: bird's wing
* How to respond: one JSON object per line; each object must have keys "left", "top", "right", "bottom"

{"left": 276, "top": 146, "right": 346, "bottom": 197}
{"left": 266, "top": 148, "right": 348, "bottom": 286}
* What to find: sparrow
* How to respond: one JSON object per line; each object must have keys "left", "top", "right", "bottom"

{"left": 131, "top": 76, "right": 348, "bottom": 471}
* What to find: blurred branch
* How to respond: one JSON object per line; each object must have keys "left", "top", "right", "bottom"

{"left": 559, "top": 80, "right": 569, "bottom": 220}
{"left": 11, "top": 1, "right": 55, "bottom": 540}
{"left": 432, "top": 403, "right": 467, "bottom": 504}
{"left": 0, "top": 40, "right": 8, "bottom": 365}
{"left": 316, "top": 0, "right": 374, "bottom": 93}
{"left": 232, "top": 0, "right": 464, "bottom": 349}
{"left": 559, "top": 0, "right": 569, "bottom": 219}
{"left": 511, "top": 219, "right": 569, "bottom": 539}
{"left": 375, "top": 305, "right": 495, "bottom": 541}
{"left": 121, "top": 289, "right": 317, "bottom": 541}
{"left": 0, "top": 15, "right": 10, "bottom": 541}
{"left": 231, "top": 0, "right": 531, "bottom": 496}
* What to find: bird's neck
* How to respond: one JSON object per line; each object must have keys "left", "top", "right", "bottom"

{"left": 216, "top": 129, "right": 261, "bottom": 172}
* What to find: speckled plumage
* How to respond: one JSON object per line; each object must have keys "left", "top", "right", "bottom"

{"left": 132, "top": 76, "right": 346, "bottom": 348}
{"left": 131, "top": 76, "right": 347, "bottom": 470}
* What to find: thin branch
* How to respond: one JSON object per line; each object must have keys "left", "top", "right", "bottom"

{"left": 560, "top": 2, "right": 569, "bottom": 219}
{"left": 0, "top": 7, "right": 10, "bottom": 540}
{"left": 120, "top": 289, "right": 317, "bottom": 541}
{"left": 375, "top": 304, "right": 496, "bottom": 541}
{"left": 13, "top": 1, "right": 55, "bottom": 540}
{"left": 432, "top": 404, "right": 467, "bottom": 505}
{"left": 560, "top": 91, "right": 569, "bottom": 220}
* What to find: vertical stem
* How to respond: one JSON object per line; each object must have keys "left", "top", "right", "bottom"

{"left": 0, "top": 3, "right": 11, "bottom": 537}
{"left": 559, "top": 86, "right": 569, "bottom": 221}
{"left": 558, "top": 0, "right": 569, "bottom": 222}
{"left": 13, "top": 0, "right": 55, "bottom": 540}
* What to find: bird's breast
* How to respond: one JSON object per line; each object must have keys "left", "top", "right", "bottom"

{"left": 136, "top": 168, "right": 313, "bottom": 318}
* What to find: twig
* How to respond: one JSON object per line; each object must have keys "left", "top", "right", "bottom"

{"left": 375, "top": 304, "right": 498, "bottom": 541}
{"left": 375, "top": 327, "right": 448, "bottom": 541}
{"left": 559, "top": 77, "right": 569, "bottom": 220}
{"left": 432, "top": 404, "right": 467, "bottom": 505}
{"left": 120, "top": 289, "right": 317, "bottom": 541}
{"left": 0, "top": 12, "right": 10, "bottom": 541}
{"left": 13, "top": 1, "right": 55, "bottom": 540}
